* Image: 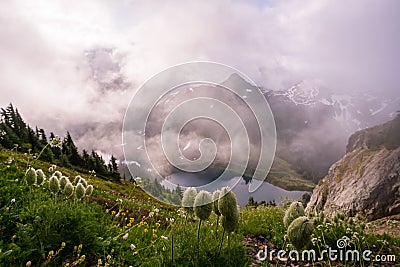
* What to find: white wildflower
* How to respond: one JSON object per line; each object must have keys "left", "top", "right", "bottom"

{"left": 49, "top": 136, "right": 62, "bottom": 148}
{"left": 123, "top": 233, "right": 129, "bottom": 240}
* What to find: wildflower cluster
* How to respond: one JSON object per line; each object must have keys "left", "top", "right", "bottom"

{"left": 49, "top": 135, "right": 62, "bottom": 148}
{"left": 309, "top": 212, "right": 387, "bottom": 253}
{"left": 43, "top": 242, "right": 66, "bottom": 265}
{"left": 24, "top": 167, "right": 94, "bottom": 199}
{"left": 181, "top": 186, "right": 240, "bottom": 262}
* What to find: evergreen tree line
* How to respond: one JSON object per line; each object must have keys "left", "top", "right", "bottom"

{"left": 142, "top": 178, "right": 183, "bottom": 205}
{"left": 0, "top": 104, "right": 120, "bottom": 181}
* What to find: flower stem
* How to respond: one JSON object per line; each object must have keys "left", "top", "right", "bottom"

{"left": 171, "top": 234, "right": 174, "bottom": 266}
{"left": 197, "top": 220, "right": 202, "bottom": 266}
{"left": 215, "top": 216, "right": 219, "bottom": 238}
{"left": 217, "top": 230, "right": 225, "bottom": 257}
{"left": 32, "top": 143, "right": 50, "bottom": 166}
{"left": 228, "top": 233, "right": 231, "bottom": 265}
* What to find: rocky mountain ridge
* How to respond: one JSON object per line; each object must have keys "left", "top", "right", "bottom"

{"left": 306, "top": 115, "right": 400, "bottom": 220}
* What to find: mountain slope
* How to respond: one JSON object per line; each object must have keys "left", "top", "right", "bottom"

{"left": 264, "top": 81, "right": 399, "bottom": 182}
{"left": 306, "top": 115, "right": 400, "bottom": 220}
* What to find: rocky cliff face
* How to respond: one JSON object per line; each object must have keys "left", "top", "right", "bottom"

{"left": 306, "top": 115, "right": 400, "bottom": 221}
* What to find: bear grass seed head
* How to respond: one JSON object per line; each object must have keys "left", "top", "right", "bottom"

{"left": 64, "top": 182, "right": 74, "bottom": 197}
{"left": 212, "top": 190, "right": 221, "bottom": 216}
{"left": 53, "top": 171, "right": 62, "bottom": 179}
{"left": 49, "top": 176, "right": 60, "bottom": 194}
{"left": 75, "top": 183, "right": 85, "bottom": 199}
{"left": 283, "top": 201, "right": 305, "bottom": 228}
{"left": 181, "top": 187, "right": 197, "bottom": 214}
{"left": 194, "top": 190, "right": 213, "bottom": 221}
{"left": 85, "top": 184, "right": 94, "bottom": 196}
{"left": 73, "top": 176, "right": 82, "bottom": 186}
{"left": 221, "top": 206, "right": 240, "bottom": 233}
{"left": 35, "top": 169, "right": 46, "bottom": 185}
{"left": 59, "top": 176, "right": 69, "bottom": 190}
{"left": 79, "top": 177, "right": 88, "bottom": 188}
{"left": 218, "top": 187, "right": 237, "bottom": 217}
{"left": 26, "top": 167, "right": 37, "bottom": 186}
{"left": 287, "top": 216, "right": 313, "bottom": 250}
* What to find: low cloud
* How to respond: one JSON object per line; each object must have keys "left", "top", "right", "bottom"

{"left": 0, "top": 0, "right": 399, "bottom": 159}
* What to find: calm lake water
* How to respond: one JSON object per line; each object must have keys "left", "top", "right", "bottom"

{"left": 161, "top": 171, "right": 308, "bottom": 206}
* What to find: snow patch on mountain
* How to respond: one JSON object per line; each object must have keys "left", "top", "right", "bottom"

{"left": 268, "top": 80, "right": 399, "bottom": 134}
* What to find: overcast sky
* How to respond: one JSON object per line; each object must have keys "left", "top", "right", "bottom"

{"left": 0, "top": 0, "right": 399, "bottom": 157}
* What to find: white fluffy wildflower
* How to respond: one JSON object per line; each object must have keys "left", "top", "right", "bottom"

{"left": 49, "top": 136, "right": 62, "bottom": 148}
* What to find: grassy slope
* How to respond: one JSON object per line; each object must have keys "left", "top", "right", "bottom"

{"left": 0, "top": 147, "right": 171, "bottom": 210}
{"left": 0, "top": 147, "right": 249, "bottom": 266}
{"left": 208, "top": 156, "right": 315, "bottom": 191}
{"left": 0, "top": 147, "right": 398, "bottom": 266}
{"left": 267, "top": 157, "right": 315, "bottom": 191}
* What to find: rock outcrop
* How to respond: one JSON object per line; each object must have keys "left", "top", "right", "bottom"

{"left": 306, "top": 115, "right": 400, "bottom": 221}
